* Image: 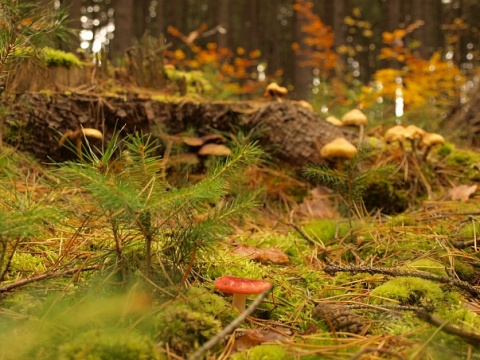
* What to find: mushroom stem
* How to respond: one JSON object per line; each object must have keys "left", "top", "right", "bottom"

{"left": 232, "top": 294, "right": 248, "bottom": 312}
{"left": 358, "top": 125, "right": 364, "bottom": 145}
{"left": 422, "top": 146, "right": 432, "bottom": 161}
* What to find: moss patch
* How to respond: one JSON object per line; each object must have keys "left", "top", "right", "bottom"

{"left": 370, "top": 276, "right": 444, "bottom": 307}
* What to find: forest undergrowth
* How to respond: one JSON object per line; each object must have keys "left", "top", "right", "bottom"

{"left": 0, "top": 129, "right": 479, "bottom": 360}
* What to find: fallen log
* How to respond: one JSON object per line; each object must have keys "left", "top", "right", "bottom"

{"left": 6, "top": 92, "right": 355, "bottom": 168}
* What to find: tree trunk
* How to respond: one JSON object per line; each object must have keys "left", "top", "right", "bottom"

{"left": 216, "top": 0, "right": 229, "bottom": 49}
{"left": 332, "top": 0, "right": 346, "bottom": 65}
{"left": 445, "top": 81, "right": 480, "bottom": 147}
{"left": 245, "top": 0, "right": 260, "bottom": 51}
{"left": 384, "top": 0, "right": 402, "bottom": 69}
{"left": 6, "top": 94, "right": 352, "bottom": 169}
{"left": 133, "top": 0, "right": 151, "bottom": 40}
{"left": 110, "top": 0, "right": 135, "bottom": 61}
{"left": 410, "top": 0, "right": 428, "bottom": 59}
{"left": 292, "top": 1, "right": 312, "bottom": 100}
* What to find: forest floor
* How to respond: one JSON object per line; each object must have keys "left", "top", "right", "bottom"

{"left": 1, "top": 92, "right": 480, "bottom": 360}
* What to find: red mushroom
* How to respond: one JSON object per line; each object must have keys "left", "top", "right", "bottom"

{"left": 214, "top": 275, "right": 272, "bottom": 312}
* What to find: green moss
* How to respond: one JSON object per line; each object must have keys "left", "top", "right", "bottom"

{"left": 385, "top": 214, "right": 417, "bottom": 227}
{"left": 325, "top": 272, "right": 383, "bottom": 298}
{"left": 445, "top": 149, "right": 480, "bottom": 167}
{"left": 371, "top": 276, "right": 444, "bottom": 307}
{"left": 452, "top": 260, "right": 476, "bottom": 282}
{"left": 185, "top": 286, "right": 237, "bottom": 325}
{"left": 58, "top": 328, "right": 161, "bottom": 360}
{"left": 437, "top": 142, "right": 454, "bottom": 158}
{"left": 154, "top": 304, "right": 221, "bottom": 355}
{"left": 201, "top": 247, "right": 268, "bottom": 280}
{"left": 301, "top": 219, "right": 349, "bottom": 244}
{"left": 457, "top": 222, "right": 480, "bottom": 238}
{"left": 230, "top": 344, "right": 293, "bottom": 360}
{"left": 40, "top": 47, "right": 83, "bottom": 67}
{"left": 403, "top": 259, "right": 447, "bottom": 277}
{"left": 10, "top": 252, "right": 46, "bottom": 274}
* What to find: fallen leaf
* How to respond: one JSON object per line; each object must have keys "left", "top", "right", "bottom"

{"left": 233, "top": 244, "right": 289, "bottom": 263}
{"left": 297, "top": 186, "right": 338, "bottom": 219}
{"left": 233, "top": 328, "right": 290, "bottom": 353}
{"left": 448, "top": 184, "right": 477, "bottom": 201}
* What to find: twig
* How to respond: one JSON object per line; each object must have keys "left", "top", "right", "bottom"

{"left": 323, "top": 263, "right": 480, "bottom": 299}
{"left": 0, "top": 265, "right": 99, "bottom": 293}
{"left": 452, "top": 239, "right": 478, "bottom": 249}
{"left": 288, "top": 210, "right": 324, "bottom": 247}
{"left": 187, "top": 285, "right": 273, "bottom": 360}
{"left": 350, "top": 347, "right": 407, "bottom": 360}
{"left": 415, "top": 308, "right": 480, "bottom": 348}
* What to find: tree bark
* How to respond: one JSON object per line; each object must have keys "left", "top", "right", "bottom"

{"left": 216, "top": 0, "right": 229, "bottom": 49}
{"left": 410, "top": 0, "right": 428, "bottom": 59}
{"left": 133, "top": 0, "right": 151, "bottom": 40}
{"left": 384, "top": 0, "right": 402, "bottom": 69}
{"left": 6, "top": 94, "right": 351, "bottom": 168}
{"left": 292, "top": 1, "right": 312, "bottom": 101}
{"left": 110, "top": 0, "right": 135, "bottom": 61}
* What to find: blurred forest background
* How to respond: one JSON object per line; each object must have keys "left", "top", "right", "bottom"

{"left": 33, "top": 0, "right": 480, "bottom": 131}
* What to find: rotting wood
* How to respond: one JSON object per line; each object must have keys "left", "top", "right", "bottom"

{"left": 6, "top": 92, "right": 355, "bottom": 167}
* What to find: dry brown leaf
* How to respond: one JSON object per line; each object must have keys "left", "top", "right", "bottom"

{"left": 233, "top": 244, "right": 289, "bottom": 264}
{"left": 233, "top": 329, "right": 290, "bottom": 353}
{"left": 297, "top": 186, "right": 338, "bottom": 219}
{"left": 448, "top": 184, "right": 477, "bottom": 201}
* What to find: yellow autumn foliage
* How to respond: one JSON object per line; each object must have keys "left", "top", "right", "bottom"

{"left": 360, "top": 52, "right": 464, "bottom": 112}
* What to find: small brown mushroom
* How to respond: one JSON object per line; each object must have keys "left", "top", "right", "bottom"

{"left": 404, "top": 124, "right": 426, "bottom": 154}
{"left": 384, "top": 125, "right": 407, "bottom": 150}
{"left": 419, "top": 132, "right": 445, "bottom": 160}
{"left": 341, "top": 109, "right": 368, "bottom": 144}
{"left": 201, "top": 133, "right": 227, "bottom": 144}
{"left": 182, "top": 136, "right": 205, "bottom": 147}
{"left": 264, "top": 82, "right": 288, "bottom": 102}
{"left": 58, "top": 128, "right": 103, "bottom": 160}
{"left": 198, "top": 143, "right": 232, "bottom": 156}
{"left": 320, "top": 138, "right": 357, "bottom": 169}
{"left": 325, "top": 116, "right": 343, "bottom": 127}
{"left": 296, "top": 100, "right": 314, "bottom": 112}
{"left": 214, "top": 275, "right": 272, "bottom": 312}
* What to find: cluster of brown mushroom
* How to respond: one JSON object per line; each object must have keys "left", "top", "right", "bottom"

{"left": 168, "top": 133, "right": 231, "bottom": 168}
{"left": 383, "top": 124, "right": 445, "bottom": 160}
{"left": 325, "top": 109, "right": 368, "bottom": 144}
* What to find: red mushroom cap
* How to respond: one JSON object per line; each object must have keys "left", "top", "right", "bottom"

{"left": 214, "top": 275, "right": 272, "bottom": 295}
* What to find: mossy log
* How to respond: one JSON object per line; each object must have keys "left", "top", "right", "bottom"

{"left": 5, "top": 92, "right": 354, "bottom": 167}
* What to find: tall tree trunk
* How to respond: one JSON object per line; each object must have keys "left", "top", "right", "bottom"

{"left": 264, "top": 2, "right": 281, "bottom": 75}
{"left": 60, "top": 0, "right": 82, "bottom": 51}
{"left": 332, "top": 0, "right": 346, "bottom": 61}
{"left": 133, "top": 0, "right": 151, "bottom": 40}
{"left": 384, "top": 0, "right": 402, "bottom": 69}
{"left": 292, "top": 1, "right": 312, "bottom": 100}
{"left": 425, "top": 0, "right": 442, "bottom": 57}
{"left": 245, "top": 0, "right": 260, "bottom": 51}
{"left": 110, "top": 0, "right": 134, "bottom": 61}
{"left": 216, "top": 0, "right": 229, "bottom": 49}
{"left": 410, "top": 0, "right": 428, "bottom": 59}
{"left": 152, "top": 0, "right": 164, "bottom": 37}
